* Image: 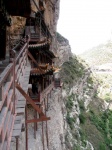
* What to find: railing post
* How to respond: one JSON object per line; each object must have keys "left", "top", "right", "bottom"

{"left": 26, "top": 35, "right": 30, "bottom": 66}
{"left": 0, "top": 86, "right": 2, "bottom": 103}
{"left": 25, "top": 104, "right": 28, "bottom": 150}
{"left": 12, "top": 50, "right": 16, "bottom": 114}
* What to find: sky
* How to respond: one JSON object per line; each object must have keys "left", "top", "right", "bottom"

{"left": 57, "top": 0, "right": 112, "bottom": 54}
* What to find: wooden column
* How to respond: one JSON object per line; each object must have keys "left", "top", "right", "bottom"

{"left": 25, "top": 105, "right": 28, "bottom": 150}
{"left": 35, "top": 109, "right": 38, "bottom": 131}
{"left": 42, "top": 121, "right": 45, "bottom": 150}
{"left": 44, "top": 99, "right": 49, "bottom": 149}
{"left": 34, "top": 110, "right": 36, "bottom": 139}
{"left": 16, "top": 137, "right": 19, "bottom": 150}
{"left": 41, "top": 102, "right": 45, "bottom": 150}
{"left": 34, "top": 109, "right": 38, "bottom": 138}
{"left": 47, "top": 94, "right": 49, "bottom": 111}
{"left": 13, "top": 51, "right": 16, "bottom": 114}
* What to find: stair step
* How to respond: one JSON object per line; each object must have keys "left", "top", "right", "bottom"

{"left": 16, "top": 108, "right": 25, "bottom": 115}
{"left": 12, "top": 129, "right": 21, "bottom": 137}
{"left": 17, "top": 100, "right": 26, "bottom": 106}
{"left": 15, "top": 115, "right": 23, "bottom": 124}
{"left": 13, "top": 123, "right": 22, "bottom": 130}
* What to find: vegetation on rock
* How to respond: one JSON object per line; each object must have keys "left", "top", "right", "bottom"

{"left": 80, "top": 41, "right": 112, "bottom": 66}
{"left": 61, "top": 53, "right": 112, "bottom": 150}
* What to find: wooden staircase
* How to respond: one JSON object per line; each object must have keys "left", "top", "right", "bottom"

{"left": 0, "top": 37, "right": 29, "bottom": 150}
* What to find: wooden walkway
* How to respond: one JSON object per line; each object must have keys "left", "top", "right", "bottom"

{"left": 0, "top": 38, "right": 29, "bottom": 150}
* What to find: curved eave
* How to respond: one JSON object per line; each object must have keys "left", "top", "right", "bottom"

{"left": 29, "top": 44, "right": 56, "bottom": 58}
{"left": 30, "top": 68, "right": 54, "bottom": 76}
{"left": 28, "top": 41, "right": 50, "bottom": 48}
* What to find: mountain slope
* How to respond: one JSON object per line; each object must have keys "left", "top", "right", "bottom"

{"left": 80, "top": 41, "right": 112, "bottom": 66}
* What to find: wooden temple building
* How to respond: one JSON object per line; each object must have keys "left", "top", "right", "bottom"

{"left": 0, "top": 0, "right": 62, "bottom": 149}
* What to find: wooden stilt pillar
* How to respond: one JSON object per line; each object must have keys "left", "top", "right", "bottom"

{"left": 42, "top": 121, "right": 45, "bottom": 150}
{"left": 34, "top": 110, "right": 36, "bottom": 139}
{"left": 16, "top": 137, "right": 19, "bottom": 150}
{"left": 46, "top": 121, "right": 49, "bottom": 149}
{"left": 44, "top": 99, "right": 49, "bottom": 149}
{"left": 35, "top": 109, "right": 38, "bottom": 131}
{"left": 25, "top": 105, "right": 28, "bottom": 150}
{"left": 47, "top": 94, "right": 49, "bottom": 111}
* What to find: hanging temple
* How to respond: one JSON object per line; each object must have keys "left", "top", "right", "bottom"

{"left": 0, "top": 0, "right": 62, "bottom": 150}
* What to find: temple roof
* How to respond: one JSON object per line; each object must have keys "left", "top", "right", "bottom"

{"left": 29, "top": 42, "right": 56, "bottom": 58}
{"left": 30, "top": 64, "right": 57, "bottom": 76}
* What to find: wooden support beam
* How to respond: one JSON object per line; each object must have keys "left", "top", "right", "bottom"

{"left": 34, "top": 110, "right": 36, "bottom": 139}
{"left": 44, "top": 99, "right": 49, "bottom": 149}
{"left": 16, "top": 137, "right": 19, "bottom": 150}
{"left": 26, "top": 117, "right": 50, "bottom": 123}
{"left": 28, "top": 51, "right": 44, "bottom": 73}
{"left": 42, "top": 121, "right": 45, "bottom": 150}
{"left": 47, "top": 94, "right": 48, "bottom": 111}
{"left": 28, "top": 51, "right": 39, "bottom": 67}
{"left": 35, "top": 110, "right": 38, "bottom": 131}
{"left": 46, "top": 120, "right": 49, "bottom": 149}
{"left": 16, "top": 82, "right": 45, "bottom": 116}
{"left": 25, "top": 105, "right": 28, "bottom": 150}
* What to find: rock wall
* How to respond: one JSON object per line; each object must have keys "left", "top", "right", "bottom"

{"left": 9, "top": 0, "right": 61, "bottom": 150}
{"left": 55, "top": 33, "right": 72, "bottom": 67}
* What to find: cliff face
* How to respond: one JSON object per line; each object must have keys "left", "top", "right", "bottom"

{"left": 7, "top": 1, "right": 108, "bottom": 150}
{"left": 6, "top": 0, "right": 60, "bottom": 55}
{"left": 55, "top": 33, "right": 72, "bottom": 66}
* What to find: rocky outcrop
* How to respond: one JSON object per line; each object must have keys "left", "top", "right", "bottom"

{"left": 55, "top": 33, "right": 72, "bottom": 66}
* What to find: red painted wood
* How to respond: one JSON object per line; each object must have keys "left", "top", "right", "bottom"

{"left": 26, "top": 117, "right": 50, "bottom": 123}
{"left": 16, "top": 82, "right": 45, "bottom": 116}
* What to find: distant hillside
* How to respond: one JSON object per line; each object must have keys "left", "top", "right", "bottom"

{"left": 80, "top": 41, "right": 112, "bottom": 66}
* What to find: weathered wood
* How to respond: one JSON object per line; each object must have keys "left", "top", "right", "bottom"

{"left": 0, "top": 107, "right": 8, "bottom": 134}
{"left": 16, "top": 108, "right": 25, "bottom": 115}
{"left": 12, "top": 129, "right": 21, "bottom": 137}
{"left": 16, "top": 137, "right": 19, "bottom": 150}
{"left": 34, "top": 110, "right": 36, "bottom": 139}
{"left": 16, "top": 82, "right": 45, "bottom": 116}
{"left": 25, "top": 105, "right": 28, "bottom": 150}
{"left": 28, "top": 51, "right": 39, "bottom": 67}
{"left": 42, "top": 121, "right": 45, "bottom": 150}
{"left": 26, "top": 117, "right": 50, "bottom": 123}
{"left": 13, "top": 124, "right": 22, "bottom": 130}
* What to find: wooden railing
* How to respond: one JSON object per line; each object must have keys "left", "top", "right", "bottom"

{"left": 28, "top": 81, "right": 54, "bottom": 104}
{"left": 0, "top": 37, "right": 29, "bottom": 150}
{"left": 40, "top": 82, "right": 54, "bottom": 102}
